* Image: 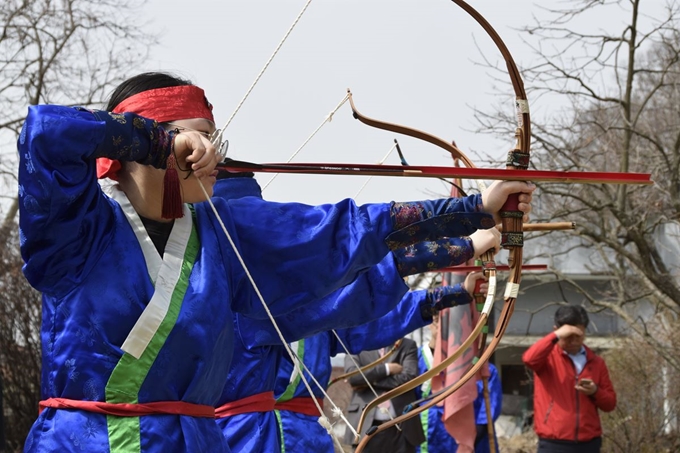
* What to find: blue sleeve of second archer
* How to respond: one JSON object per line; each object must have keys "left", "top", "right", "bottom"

{"left": 237, "top": 253, "right": 408, "bottom": 348}
{"left": 330, "top": 290, "right": 432, "bottom": 355}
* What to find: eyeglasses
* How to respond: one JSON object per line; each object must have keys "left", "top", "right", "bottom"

{"left": 165, "top": 122, "right": 229, "bottom": 160}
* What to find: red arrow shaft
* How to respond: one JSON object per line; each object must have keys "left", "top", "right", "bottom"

{"left": 436, "top": 264, "right": 549, "bottom": 273}
{"left": 217, "top": 161, "right": 652, "bottom": 185}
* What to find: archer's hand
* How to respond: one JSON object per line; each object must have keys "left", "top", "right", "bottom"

{"left": 469, "top": 228, "right": 501, "bottom": 258}
{"left": 481, "top": 180, "right": 536, "bottom": 224}
{"left": 463, "top": 271, "right": 488, "bottom": 296}
{"left": 172, "top": 131, "right": 219, "bottom": 178}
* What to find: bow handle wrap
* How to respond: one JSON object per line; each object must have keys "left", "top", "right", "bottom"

{"left": 501, "top": 128, "right": 531, "bottom": 257}
{"left": 473, "top": 277, "right": 485, "bottom": 297}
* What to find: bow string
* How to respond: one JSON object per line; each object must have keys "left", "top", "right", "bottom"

{"left": 327, "top": 339, "right": 403, "bottom": 388}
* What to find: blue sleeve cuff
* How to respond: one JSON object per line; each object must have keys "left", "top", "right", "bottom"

{"left": 88, "top": 109, "right": 173, "bottom": 168}
{"left": 393, "top": 237, "right": 475, "bottom": 277}
{"left": 420, "top": 284, "right": 473, "bottom": 320}
{"left": 387, "top": 194, "right": 494, "bottom": 249}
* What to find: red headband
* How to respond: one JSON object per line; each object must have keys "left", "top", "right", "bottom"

{"left": 96, "top": 85, "right": 214, "bottom": 180}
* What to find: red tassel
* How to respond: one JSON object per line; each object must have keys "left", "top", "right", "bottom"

{"left": 162, "top": 154, "right": 184, "bottom": 219}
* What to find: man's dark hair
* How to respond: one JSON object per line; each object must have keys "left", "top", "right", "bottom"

{"left": 554, "top": 305, "right": 590, "bottom": 328}
{"left": 106, "top": 72, "right": 193, "bottom": 111}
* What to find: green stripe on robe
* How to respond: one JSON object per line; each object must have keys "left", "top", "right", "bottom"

{"left": 104, "top": 222, "right": 199, "bottom": 452}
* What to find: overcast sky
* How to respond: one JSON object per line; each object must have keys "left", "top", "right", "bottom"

{"left": 135, "top": 0, "right": 663, "bottom": 208}
{"left": 135, "top": 0, "right": 569, "bottom": 204}
{"left": 127, "top": 0, "right": 671, "bottom": 363}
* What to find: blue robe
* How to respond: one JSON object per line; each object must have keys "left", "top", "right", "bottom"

{"left": 215, "top": 260, "right": 414, "bottom": 452}
{"left": 214, "top": 315, "right": 282, "bottom": 453}
{"left": 214, "top": 176, "right": 412, "bottom": 452}
{"left": 18, "top": 106, "right": 427, "bottom": 453}
{"left": 212, "top": 176, "right": 404, "bottom": 452}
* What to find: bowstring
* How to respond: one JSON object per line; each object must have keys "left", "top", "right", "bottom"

{"left": 211, "top": 0, "right": 372, "bottom": 431}
{"left": 258, "top": 99, "right": 404, "bottom": 415}
{"left": 288, "top": 348, "right": 359, "bottom": 440}
{"left": 215, "top": 0, "right": 315, "bottom": 143}
{"left": 204, "top": 0, "right": 359, "bottom": 437}
{"left": 260, "top": 93, "right": 350, "bottom": 191}
{"left": 331, "top": 331, "right": 402, "bottom": 430}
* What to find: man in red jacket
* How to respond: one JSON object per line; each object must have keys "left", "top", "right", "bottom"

{"left": 523, "top": 305, "right": 616, "bottom": 453}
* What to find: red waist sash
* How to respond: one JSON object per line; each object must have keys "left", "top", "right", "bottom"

{"left": 274, "top": 397, "right": 324, "bottom": 417}
{"left": 39, "top": 397, "right": 215, "bottom": 417}
{"left": 214, "top": 391, "right": 276, "bottom": 418}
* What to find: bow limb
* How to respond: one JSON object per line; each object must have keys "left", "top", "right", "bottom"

{"left": 348, "top": 104, "right": 504, "bottom": 443}
{"left": 347, "top": 90, "right": 477, "bottom": 169}
{"left": 327, "top": 339, "right": 402, "bottom": 388}
{"left": 352, "top": 253, "right": 499, "bottom": 442}
{"left": 482, "top": 375, "right": 497, "bottom": 453}
{"left": 353, "top": 1, "right": 530, "bottom": 449}
{"left": 450, "top": 0, "right": 531, "bottom": 264}
{"left": 352, "top": 309, "right": 492, "bottom": 443}
{"left": 349, "top": 151, "right": 499, "bottom": 439}
{"left": 402, "top": 260, "right": 497, "bottom": 411}
{"left": 476, "top": 283, "right": 497, "bottom": 453}
{"left": 354, "top": 281, "right": 514, "bottom": 453}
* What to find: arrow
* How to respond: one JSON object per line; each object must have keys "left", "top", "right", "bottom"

{"left": 217, "top": 160, "right": 652, "bottom": 185}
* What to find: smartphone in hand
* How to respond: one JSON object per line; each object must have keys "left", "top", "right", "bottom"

{"left": 578, "top": 378, "right": 593, "bottom": 386}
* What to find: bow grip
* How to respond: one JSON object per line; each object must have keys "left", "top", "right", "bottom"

{"left": 473, "top": 277, "right": 485, "bottom": 297}
{"left": 500, "top": 193, "right": 523, "bottom": 248}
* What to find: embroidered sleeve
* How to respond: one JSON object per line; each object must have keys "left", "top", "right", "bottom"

{"left": 419, "top": 285, "right": 473, "bottom": 320}
{"left": 392, "top": 237, "right": 474, "bottom": 277}
{"left": 88, "top": 109, "right": 173, "bottom": 168}
{"left": 387, "top": 194, "right": 494, "bottom": 249}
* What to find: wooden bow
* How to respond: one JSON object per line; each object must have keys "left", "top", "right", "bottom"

{"left": 352, "top": 1, "right": 532, "bottom": 449}
{"left": 403, "top": 263, "right": 548, "bottom": 413}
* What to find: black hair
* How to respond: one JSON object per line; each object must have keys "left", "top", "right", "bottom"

{"left": 106, "top": 72, "right": 193, "bottom": 111}
{"left": 554, "top": 305, "right": 590, "bottom": 328}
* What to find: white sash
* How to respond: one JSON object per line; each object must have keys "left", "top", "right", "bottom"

{"left": 109, "top": 187, "right": 192, "bottom": 359}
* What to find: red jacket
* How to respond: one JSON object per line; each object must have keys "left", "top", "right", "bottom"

{"left": 522, "top": 333, "right": 616, "bottom": 442}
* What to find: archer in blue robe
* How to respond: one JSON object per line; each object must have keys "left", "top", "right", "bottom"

{"left": 212, "top": 174, "right": 402, "bottom": 453}
{"left": 212, "top": 174, "right": 483, "bottom": 452}
{"left": 18, "top": 106, "right": 493, "bottom": 453}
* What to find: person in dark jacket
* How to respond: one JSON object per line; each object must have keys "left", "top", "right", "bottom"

{"left": 522, "top": 305, "right": 616, "bottom": 453}
{"left": 345, "top": 338, "right": 425, "bottom": 452}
